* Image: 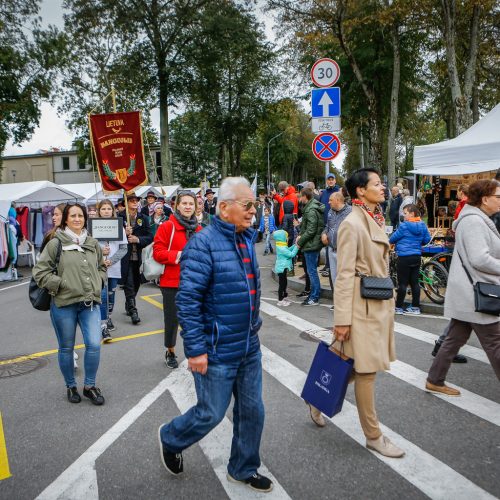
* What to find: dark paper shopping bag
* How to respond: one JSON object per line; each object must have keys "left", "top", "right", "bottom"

{"left": 301, "top": 341, "right": 354, "bottom": 418}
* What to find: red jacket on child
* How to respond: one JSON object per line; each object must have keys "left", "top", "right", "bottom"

{"left": 153, "top": 214, "right": 202, "bottom": 288}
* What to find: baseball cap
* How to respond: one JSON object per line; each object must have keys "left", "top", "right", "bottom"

{"left": 326, "top": 173, "right": 336, "bottom": 179}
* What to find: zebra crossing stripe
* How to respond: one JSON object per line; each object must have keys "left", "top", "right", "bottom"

{"left": 394, "top": 322, "right": 489, "bottom": 364}
{"left": 165, "top": 362, "right": 291, "bottom": 500}
{"left": 260, "top": 301, "right": 500, "bottom": 427}
{"left": 260, "top": 345, "right": 497, "bottom": 500}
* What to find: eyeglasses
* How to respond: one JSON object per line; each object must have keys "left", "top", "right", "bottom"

{"left": 226, "top": 200, "right": 258, "bottom": 211}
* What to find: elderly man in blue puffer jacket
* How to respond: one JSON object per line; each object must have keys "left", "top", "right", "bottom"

{"left": 157, "top": 177, "right": 273, "bottom": 493}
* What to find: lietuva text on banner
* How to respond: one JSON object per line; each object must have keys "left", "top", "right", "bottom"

{"left": 89, "top": 111, "right": 148, "bottom": 192}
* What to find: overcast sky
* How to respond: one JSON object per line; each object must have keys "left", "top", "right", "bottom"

{"left": 5, "top": 0, "right": 345, "bottom": 172}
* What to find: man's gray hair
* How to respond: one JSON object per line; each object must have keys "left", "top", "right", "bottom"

{"left": 216, "top": 177, "right": 251, "bottom": 214}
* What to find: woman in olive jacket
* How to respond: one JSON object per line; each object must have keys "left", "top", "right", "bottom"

{"left": 33, "top": 203, "right": 107, "bottom": 405}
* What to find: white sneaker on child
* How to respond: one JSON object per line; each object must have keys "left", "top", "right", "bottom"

{"left": 277, "top": 300, "right": 285, "bottom": 306}
{"left": 282, "top": 299, "right": 291, "bottom": 306}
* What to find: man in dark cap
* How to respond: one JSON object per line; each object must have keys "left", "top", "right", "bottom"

{"left": 204, "top": 189, "right": 217, "bottom": 216}
{"left": 141, "top": 190, "right": 158, "bottom": 218}
{"left": 121, "top": 192, "right": 153, "bottom": 324}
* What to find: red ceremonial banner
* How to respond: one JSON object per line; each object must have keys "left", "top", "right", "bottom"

{"left": 89, "top": 111, "right": 148, "bottom": 192}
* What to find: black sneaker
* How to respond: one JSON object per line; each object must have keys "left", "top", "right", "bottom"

{"left": 452, "top": 354, "right": 468, "bottom": 363}
{"left": 83, "top": 386, "right": 105, "bottom": 405}
{"left": 227, "top": 472, "right": 274, "bottom": 493}
{"left": 101, "top": 326, "right": 112, "bottom": 343}
{"left": 106, "top": 318, "right": 116, "bottom": 331}
{"left": 158, "top": 425, "right": 183, "bottom": 475}
{"left": 131, "top": 310, "right": 141, "bottom": 324}
{"left": 296, "top": 291, "right": 309, "bottom": 298}
{"left": 431, "top": 340, "right": 442, "bottom": 357}
{"left": 321, "top": 269, "right": 330, "bottom": 277}
{"left": 302, "top": 299, "right": 319, "bottom": 307}
{"left": 67, "top": 387, "right": 81, "bottom": 403}
{"left": 165, "top": 351, "right": 178, "bottom": 369}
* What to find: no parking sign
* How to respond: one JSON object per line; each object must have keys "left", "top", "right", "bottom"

{"left": 311, "top": 133, "right": 341, "bottom": 162}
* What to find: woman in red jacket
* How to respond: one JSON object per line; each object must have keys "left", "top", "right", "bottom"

{"left": 153, "top": 191, "right": 201, "bottom": 368}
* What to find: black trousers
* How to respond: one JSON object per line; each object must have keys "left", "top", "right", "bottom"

{"left": 161, "top": 287, "right": 179, "bottom": 348}
{"left": 123, "top": 260, "right": 141, "bottom": 302}
{"left": 278, "top": 270, "right": 288, "bottom": 301}
{"left": 396, "top": 254, "right": 421, "bottom": 308}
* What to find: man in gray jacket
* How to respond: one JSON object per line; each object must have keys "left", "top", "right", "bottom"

{"left": 321, "top": 191, "right": 352, "bottom": 299}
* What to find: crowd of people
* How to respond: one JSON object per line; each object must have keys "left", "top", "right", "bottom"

{"left": 31, "top": 170, "right": 500, "bottom": 493}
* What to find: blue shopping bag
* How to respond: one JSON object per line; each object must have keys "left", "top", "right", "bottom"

{"left": 301, "top": 341, "right": 354, "bottom": 418}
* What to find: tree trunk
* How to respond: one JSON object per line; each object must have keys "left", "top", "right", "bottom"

{"left": 387, "top": 23, "right": 400, "bottom": 190}
{"left": 158, "top": 68, "right": 172, "bottom": 185}
{"left": 472, "top": 83, "right": 479, "bottom": 123}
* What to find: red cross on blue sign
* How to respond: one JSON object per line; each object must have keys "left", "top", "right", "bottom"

{"left": 312, "top": 133, "right": 341, "bottom": 161}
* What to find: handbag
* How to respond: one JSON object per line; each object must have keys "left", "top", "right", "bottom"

{"left": 301, "top": 341, "right": 354, "bottom": 418}
{"left": 140, "top": 223, "right": 175, "bottom": 281}
{"left": 29, "top": 240, "right": 62, "bottom": 311}
{"left": 457, "top": 251, "right": 500, "bottom": 316}
{"left": 357, "top": 272, "right": 394, "bottom": 300}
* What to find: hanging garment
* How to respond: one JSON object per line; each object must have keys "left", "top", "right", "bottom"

{"left": 42, "top": 206, "right": 55, "bottom": 234}
{"left": 16, "top": 206, "right": 30, "bottom": 238}
{"left": 34, "top": 211, "right": 44, "bottom": 247}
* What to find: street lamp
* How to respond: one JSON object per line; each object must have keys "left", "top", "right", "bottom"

{"left": 267, "top": 131, "right": 285, "bottom": 193}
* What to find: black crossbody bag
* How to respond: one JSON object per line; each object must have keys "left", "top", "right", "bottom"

{"left": 457, "top": 251, "right": 500, "bottom": 316}
{"left": 29, "top": 240, "right": 62, "bottom": 311}
{"left": 356, "top": 272, "right": 394, "bottom": 300}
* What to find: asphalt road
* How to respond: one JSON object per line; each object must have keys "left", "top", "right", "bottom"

{"left": 0, "top": 248, "right": 499, "bottom": 500}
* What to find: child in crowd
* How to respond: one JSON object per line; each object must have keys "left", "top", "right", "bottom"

{"left": 259, "top": 206, "right": 277, "bottom": 255}
{"left": 273, "top": 229, "right": 299, "bottom": 307}
{"left": 389, "top": 203, "right": 431, "bottom": 315}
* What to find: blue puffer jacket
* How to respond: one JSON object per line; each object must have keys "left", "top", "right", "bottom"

{"left": 176, "top": 216, "right": 262, "bottom": 363}
{"left": 389, "top": 219, "right": 432, "bottom": 256}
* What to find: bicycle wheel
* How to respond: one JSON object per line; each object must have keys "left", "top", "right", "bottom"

{"left": 421, "top": 261, "right": 448, "bottom": 304}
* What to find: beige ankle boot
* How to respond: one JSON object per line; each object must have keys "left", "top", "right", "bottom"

{"left": 366, "top": 435, "right": 405, "bottom": 458}
{"left": 307, "top": 404, "right": 326, "bottom": 427}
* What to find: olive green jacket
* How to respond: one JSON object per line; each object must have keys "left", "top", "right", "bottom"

{"left": 299, "top": 198, "right": 325, "bottom": 252}
{"left": 33, "top": 231, "right": 107, "bottom": 308}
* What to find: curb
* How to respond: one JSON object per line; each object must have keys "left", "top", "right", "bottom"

{"left": 271, "top": 269, "right": 445, "bottom": 315}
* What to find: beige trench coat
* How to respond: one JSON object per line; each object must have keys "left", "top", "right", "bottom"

{"left": 333, "top": 205, "right": 396, "bottom": 373}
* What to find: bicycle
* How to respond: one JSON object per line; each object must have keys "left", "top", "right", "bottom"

{"left": 389, "top": 252, "right": 448, "bottom": 305}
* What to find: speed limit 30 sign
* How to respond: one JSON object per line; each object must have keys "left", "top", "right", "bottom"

{"left": 311, "top": 58, "right": 340, "bottom": 88}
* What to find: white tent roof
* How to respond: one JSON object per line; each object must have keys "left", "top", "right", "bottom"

{"left": 0, "top": 181, "right": 84, "bottom": 204}
{"left": 59, "top": 183, "right": 105, "bottom": 202}
{"left": 412, "top": 103, "right": 500, "bottom": 175}
{"left": 135, "top": 185, "right": 180, "bottom": 199}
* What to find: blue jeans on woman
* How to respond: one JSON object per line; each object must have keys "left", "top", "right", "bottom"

{"left": 160, "top": 349, "right": 265, "bottom": 480}
{"left": 100, "top": 277, "right": 119, "bottom": 320}
{"left": 304, "top": 250, "right": 321, "bottom": 302}
{"left": 50, "top": 302, "right": 102, "bottom": 387}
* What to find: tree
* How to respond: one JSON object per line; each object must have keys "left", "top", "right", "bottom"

{"left": 0, "top": 0, "right": 63, "bottom": 177}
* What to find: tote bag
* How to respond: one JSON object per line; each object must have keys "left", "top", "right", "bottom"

{"left": 301, "top": 341, "right": 354, "bottom": 418}
{"left": 140, "top": 223, "right": 175, "bottom": 281}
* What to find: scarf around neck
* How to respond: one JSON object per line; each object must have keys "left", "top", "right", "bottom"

{"left": 62, "top": 227, "right": 88, "bottom": 252}
{"left": 352, "top": 199, "right": 385, "bottom": 228}
{"left": 174, "top": 211, "right": 199, "bottom": 240}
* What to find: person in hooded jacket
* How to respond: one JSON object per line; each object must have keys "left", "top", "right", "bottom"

{"left": 272, "top": 181, "right": 298, "bottom": 225}
{"left": 273, "top": 229, "right": 299, "bottom": 306}
{"left": 390, "top": 204, "right": 431, "bottom": 315}
{"left": 296, "top": 187, "right": 325, "bottom": 306}
{"left": 280, "top": 200, "right": 295, "bottom": 247}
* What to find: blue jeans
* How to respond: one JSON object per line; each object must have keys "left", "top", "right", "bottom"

{"left": 100, "top": 277, "right": 119, "bottom": 320}
{"left": 50, "top": 302, "right": 102, "bottom": 387}
{"left": 160, "top": 350, "right": 265, "bottom": 480}
{"left": 264, "top": 232, "right": 272, "bottom": 253}
{"left": 304, "top": 250, "right": 320, "bottom": 302}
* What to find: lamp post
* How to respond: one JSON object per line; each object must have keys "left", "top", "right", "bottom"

{"left": 267, "top": 131, "right": 285, "bottom": 193}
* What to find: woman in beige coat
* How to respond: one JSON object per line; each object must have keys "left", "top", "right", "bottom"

{"left": 309, "top": 168, "right": 404, "bottom": 458}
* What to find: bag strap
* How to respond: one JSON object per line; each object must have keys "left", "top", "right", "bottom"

{"left": 167, "top": 222, "right": 175, "bottom": 251}
{"left": 456, "top": 249, "right": 474, "bottom": 285}
{"left": 52, "top": 239, "right": 62, "bottom": 275}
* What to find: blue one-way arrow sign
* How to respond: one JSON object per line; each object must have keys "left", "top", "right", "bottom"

{"left": 311, "top": 88, "right": 341, "bottom": 118}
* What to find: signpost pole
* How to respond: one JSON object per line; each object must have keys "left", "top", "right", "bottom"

{"left": 325, "top": 161, "right": 330, "bottom": 179}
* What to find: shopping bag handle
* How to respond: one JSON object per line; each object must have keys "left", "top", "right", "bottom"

{"left": 329, "top": 341, "right": 350, "bottom": 361}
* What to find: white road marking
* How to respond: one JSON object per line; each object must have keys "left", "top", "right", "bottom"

{"left": 36, "top": 361, "right": 290, "bottom": 500}
{"left": 166, "top": 363, "right": 291, "bottom": 500}
{"left": 260, "top": 301, "right": 500, "bottom": 427}
{"left": 393, "top": 322, "right": 489, "bottom": 364}
{"left": 260, "top": 345, "right": 497, "bottom": 500}
{"left": 36, "top": 373, "right": 181, "bottom": 499}
{"left": 0, "top": 280, "right": 29, "bottom": 291}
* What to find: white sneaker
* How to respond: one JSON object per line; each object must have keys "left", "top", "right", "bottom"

{"left": 282, "top": 299, "right": 291, "bottom": 306}
{"left": 276, "top": 300, "right": 285, "bottom": 306}
{"left": 366, "top": 435, "right": 405, "bottom": 458}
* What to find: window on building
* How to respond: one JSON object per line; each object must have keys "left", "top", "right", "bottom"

{"left": 156, "top": 151, "right": 161, "bottom": 166}
{"left": 62, "top": 157, "right": 70, "bottom": 170}
{"left": 78, "top": 159, "right": 86, "bottom": 170}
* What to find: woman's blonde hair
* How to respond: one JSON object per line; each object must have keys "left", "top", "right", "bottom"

{"left": 97, "top": 199, "right": 116, "bottom": 217}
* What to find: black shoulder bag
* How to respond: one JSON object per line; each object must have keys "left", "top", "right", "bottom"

{"left": 356, "top": 272, "right": 394, "bottom": 300}
{"left": 457, "top": 251, "right": 500, "bottom": 316}
{"left": 29, "top": 240, "right": 62, "bottom": 311}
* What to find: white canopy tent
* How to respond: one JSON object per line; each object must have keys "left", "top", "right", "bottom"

{"left": 0, "top": 181, "right": 84, "bottom": 204}
{"left": 59, "top": 183, "right": 106, "bottom": 204}
{"left": 412, "top": 103, "right": 500, "bottom": 176}
{"left": 136, "top": 185, "right": 180, "bottom": 199}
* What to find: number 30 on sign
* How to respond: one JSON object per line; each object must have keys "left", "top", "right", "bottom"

{"left": 311, "top": 58, "right": 340, "bottom": 88}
